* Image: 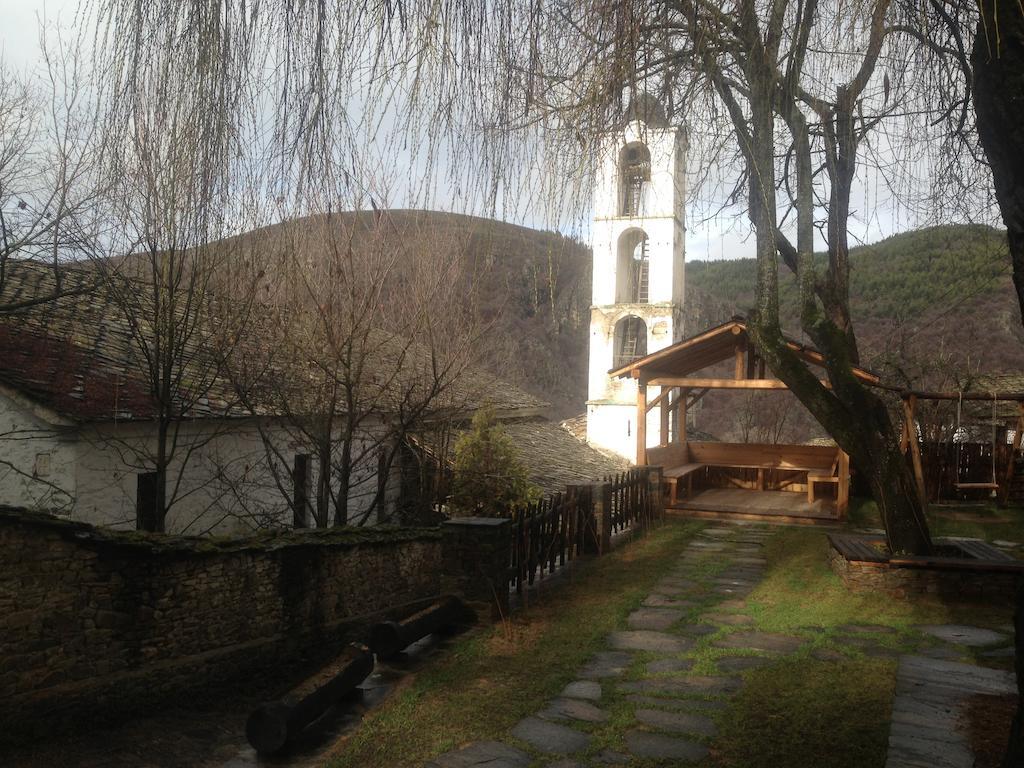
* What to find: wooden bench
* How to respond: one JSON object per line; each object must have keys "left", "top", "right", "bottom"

{"left": 806, "top": 455, "right": 840, "bottom": 504}
{"left": 664, "top": 463, "right": 706, "bottom": 504}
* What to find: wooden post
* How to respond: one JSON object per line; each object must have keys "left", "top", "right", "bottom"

{"left": 734, "top": 338, "right": 745, "bottom": 380}
{"left": 838, "top": 450, "right": 850, "bottom": 519}
{"left": 659, "top": 388, "right": 670, "bottom": 447}
{"left": 592, "top": 482, "right": 614, "bottom": 553}
{"left": 903, "top": 395, "right": 928, "bottom": 506}
{"left": 1002, "top": 404, "right": 1024, "bottom": 504}
{"left": 637, "top": 379, "right": 648, "bottom": 465}
{"left": 679, "top": 388, "right": 688, "bottom": 444}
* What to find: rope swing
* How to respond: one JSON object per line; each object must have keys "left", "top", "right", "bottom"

{"left": 952, "top": 391, "right": 1000, "bottom": 495}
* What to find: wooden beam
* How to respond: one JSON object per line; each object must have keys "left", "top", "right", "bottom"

{"left": 637, "top": 381, "right": 648, "bottom": 465}
{"left": 686, "top": 388, "right": 709, "bottom": 409}
{"left": 734, "top": 339, "right": 745, "bottom": 380}
{"left": 901, "top": 390, "right": 1024, "bottom": 402}
{"left": 679, "top": 388, "right": 688, "bottom": 443}
{"left": 903, "top": 395, "right": 928, "bottom": 506}
{"left": 660, "top": 389, "right": 670, "bottom": 448}
{"left": 646, "top": 387, "right": 672, "bottom": 412}
{"left": 646, "top": 377, "right": 827, "bottom": 390}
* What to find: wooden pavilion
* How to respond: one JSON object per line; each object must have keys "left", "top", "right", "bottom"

{"left": 608, "top": 317, "right": 883, "bottom": 524}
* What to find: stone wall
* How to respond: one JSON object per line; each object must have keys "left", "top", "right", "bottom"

{"left": 0, "top": 507, "right": 442, "bottom": 743}
{"left": 827, "top": 540, "right": 1020, "bottom": 602}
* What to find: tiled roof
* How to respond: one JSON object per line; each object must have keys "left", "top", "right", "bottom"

{"left": 500, "top": 418, "right": 631, "bottom": 495}
{"left": 0, "top": 263, "right": 238, "bottom": 421}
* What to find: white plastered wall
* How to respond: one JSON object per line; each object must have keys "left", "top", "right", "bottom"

{"left": 0, "top": 400, "right": 404, "bottom": 535}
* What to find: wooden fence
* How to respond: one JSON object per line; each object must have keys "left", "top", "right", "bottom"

{"left": 510, "top": 489, "right": 590, "bottom": 594}
{"left": 605, "top": 468, "right": 658, "bottom": 534}
{"left": 921, "top": 441, "right": 1015, "bottom": 500}
{"left": 508, "top": 469, "right": 660, "bottom": 594}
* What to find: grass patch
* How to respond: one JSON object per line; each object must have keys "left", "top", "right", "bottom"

{"left": 707, "top": 527, "right": 1013, "bottom": 768}
{"left": 324, "top": 520, "right": 704, "bottom": 768}
{"left": 713, "top": 658, "right": 896, "bottom": 768}
{"left": 849, "top": 496, "right": 1024, "bottom": 543}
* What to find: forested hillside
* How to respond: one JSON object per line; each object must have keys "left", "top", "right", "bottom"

{"left": 687, "top": 225, "right": 1024, "bottom": 384}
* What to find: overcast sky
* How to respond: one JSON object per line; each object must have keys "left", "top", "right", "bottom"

{"left": 3, "top": 0, "right": 977, "bottom": 262}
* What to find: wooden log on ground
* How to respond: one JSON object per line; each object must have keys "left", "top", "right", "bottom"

{"left": 245, "top": 643, "right": 374, "bottom": 754}
{"left": 369, "top": 595, "right": 475, "bottom": 660}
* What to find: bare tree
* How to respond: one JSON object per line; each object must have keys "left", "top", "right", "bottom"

{"left": 0, "top": 45, "right": 104, "bottom": 314}
{"left": 82, "top": 20, "right": 266, "bottom": 533}
{"left": 227, "top": 206, "right": 487, "bottom": 527}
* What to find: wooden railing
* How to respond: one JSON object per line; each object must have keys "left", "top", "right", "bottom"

{"left": 605, "top": 468, "right": 657, "bottom": 534}
{"left": 510, "top": 489, "right": 592, "bottom": 595}
{"left": 508, "top": 468, "right": 661, "bottom": 595}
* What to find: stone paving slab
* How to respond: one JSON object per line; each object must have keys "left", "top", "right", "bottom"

{"left": 578, "top": 651, "right": 634, "bottom": 679}
{"left": 628, "top": 607, "right": 684, "bottom": 631}
{"left": 917, "top": 624, "right": 1009, "bottom": 647}
{"left": 643, "top": 594, "right": 694, "bottom": 609}
{"left": 620, "top": 674, "right": 743, "bottom": 697}
{"left": 885, "top": 654, "right": 1018, "bottom": 768}
{"left": 646, "top": 658, "right": 694, "bottom": 674}
{"left": 714, "top": 631, "right": 804, "bottom": 654}
{"left": 717, "top": 655, "right": 772, "bottom": 672}
{"left": 538, "top": 698, "right": 609, "bottom": 723}
{"left": 560, "top": 680, "right": 602, "bottom": 700}
{"left": 677, "top": 623, "right": 718, "bottom": 636}
{"left": 635, "top": 708, "right": 717, "bottom": 737}
{"left": 702, "top": 612, "right": 753, "bottom": 626}
{"left": 592, "top": 749, "right": 630, "bottom": 764}
{"left": 624, "top": 730, "right": 709, "bottom": 762}
{"left": 510, "top": 717, "right": 591, "bottom": 755}
{"left": 608, "top": 630, "right": 692, "bottom": 653}
{"left": 626, "top": 695, "right": 728, "bottom": 712}
{"left": 898, "top": 654, "right": 1017, "bottom": 696}
{"left": 890, "top": 694, "right": 959, "bottom": 731}
{"left": 426, "top": 740, "right": 532, "bottom": 767}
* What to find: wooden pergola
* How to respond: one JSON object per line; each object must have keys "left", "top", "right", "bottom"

{"left": 608, "top": 318, "right": 882, "bottom": 523}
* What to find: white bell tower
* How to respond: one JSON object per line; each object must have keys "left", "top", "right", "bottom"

{"left": 585, "top": 96, "right": 686, "bottom": 462}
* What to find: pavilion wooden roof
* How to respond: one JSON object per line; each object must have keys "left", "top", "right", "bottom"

{"left": 608, "top": 317, "right": 882, "bottom": 387}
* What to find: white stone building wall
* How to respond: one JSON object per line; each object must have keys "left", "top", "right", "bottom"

{"left": 0, "top": 388, "right": 403, "bottom": 535}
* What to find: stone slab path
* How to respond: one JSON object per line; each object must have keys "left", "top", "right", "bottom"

{"left": 428, "top": 523, "right": 787, "bottom": 767}
{"left": 885, "top": 650, "right": 1017, "bottom": 768}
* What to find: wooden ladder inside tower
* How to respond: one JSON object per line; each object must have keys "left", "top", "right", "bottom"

{"left": 620, "top": 322, "right": 641, "bottom": 362}
{"left": 634, "top": 238, "right": 650, "bottom": 303}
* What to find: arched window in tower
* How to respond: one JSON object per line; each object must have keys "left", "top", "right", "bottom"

{"left": 613, "top": 316, "right": 648, "bottom": 369}
{"left": 616, "top": 228, "right": 650, "bottom": 303}
{"left": 619, "top": 142, "right": 651, "bottom": 217}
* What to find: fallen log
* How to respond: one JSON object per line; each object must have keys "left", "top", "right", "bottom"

{"left": 370, "top": 595, "right": 475, "bottom": 660}
{"left": 245, "top": 643, "right": 374, "bottom": 754}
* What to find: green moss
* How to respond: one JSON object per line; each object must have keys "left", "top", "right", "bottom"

{"left": 0, "top": 505, "right": 439, "bottom": 556}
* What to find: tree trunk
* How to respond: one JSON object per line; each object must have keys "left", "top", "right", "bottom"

{"left": 751, "top": 324, "right": 932, "bottom": 555}
{"left": 973, "top": 1, "right": 1024, "bottom": 325}
{"left": 151, "top": 417, "right": 169, "bottom": 533}
{"left": 1006, "top": 581, "right": 1024, "bottom": 767}
{"left": 973, "top": 8, "right": 1024, "bottom": 761}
